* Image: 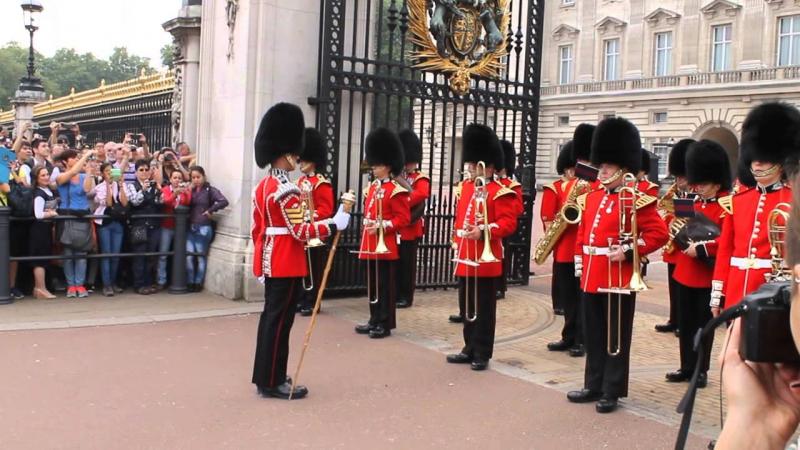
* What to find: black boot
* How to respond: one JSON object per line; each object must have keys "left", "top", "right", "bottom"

{"left": 446, "top": 352, "right": 472, "bottom": 364}
{"left": 568, "top": 344, "right": 585, "bottom": 357}
{"left": 354, "top": 323, "right": 373, "bottom": 335}
{"left": 547, "top": 340, "right": 573, "bottom": 352}
{"left": 567, "top": 389, "right": 602, "bottom": 403}
{"left": 257, "top": 382, "right": 308, "bottom": 400}
{"left": 448, "top": 314, "right": 463, "bottom": 323}
{"left": 596, "top": 396, "right": 618, "bottom": 413}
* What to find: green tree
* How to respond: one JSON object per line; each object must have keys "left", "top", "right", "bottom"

{"left": 160, "top": 43, "right": 175, "bottom": 69}
{"left": 104, "top": 47, "right": 154, "bottom": 82}
{"left": 0, "top": 42, "right": 57, "bottom": 110}
{"left": 39, "top": 48, "right": 110, "bottom": 96}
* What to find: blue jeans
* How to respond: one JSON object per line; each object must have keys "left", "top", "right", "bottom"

{"left": 157, "top": 228, "right": 175, "bottom": 286}
{"left": 63, "top": 247, "right": 87, "bottom": 287}
{"left": 187, "top": 224, "right": 213, "bottom": 285}
{"left": 98, "top": 221, "right": 125, "bottom": 288}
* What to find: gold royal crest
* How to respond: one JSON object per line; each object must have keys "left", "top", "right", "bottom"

{"left": 408, "top": 0, "right": 510, "bottom": 96}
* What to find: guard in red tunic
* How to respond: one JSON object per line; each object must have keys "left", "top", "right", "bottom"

{"left": 251, "top": 103, "right": 352, "bottom": 400}
{"left": 656, "top": 138, "right": 695, "bottom": 334}
{"left": 296, "top": 128, "right": 335, "bottom": 316}
{"left": 711, "top": 102, "right": 799, "bottom": 314}
{"left": 354, "top": 128, "right": 411, "bottom": 339}
{"left": 666, "top": 140, "right": 731, "bottom": 388}
{"left": 566, "top": 117, "right": 668, "bottom": 413}
{"left": 396, "top": 129, "right": 431, "bottom": 309}
{"left": 543, "top": 141, "right": 585, "bottom": 357}
{"left": 446, "top": 124, "right": 518, "bottom": 371}
{"left": 495, "top": 139, "right": 523, "bottom": 300}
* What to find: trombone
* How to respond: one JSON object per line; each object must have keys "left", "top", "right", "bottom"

{"left": 597, "top": 173, "right": 649, "bottom": 356}
{"left": 300, "top": 180, "right": 325, "bottom": 292}
{"left": 766, "top": 202, "right": 792, "bottom": 283}
{"left": 351, "top": 179, "right": 390, "bottom": 305}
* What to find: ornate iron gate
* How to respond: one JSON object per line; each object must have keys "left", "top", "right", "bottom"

{"left": 314, "top": 0, "right": 545, "bottom": 294}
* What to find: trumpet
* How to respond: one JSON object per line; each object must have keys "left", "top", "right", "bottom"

{"left": 598, "top": 173, "right": 648, "bottom": 356}
{"left": 354, "top": 180, "right": 391, "bottom": 305}
{"left": 766, "top": 202, "right": 792, "bottom": 283}
{"left": 300, "top": 180, "right": 324, "bottom": 292}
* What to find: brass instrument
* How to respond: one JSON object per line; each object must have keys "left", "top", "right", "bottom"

{"left": 351, "top": 180, "right": 390, "bottom": 305}
{"left": 532, "top": 178, "right": 590, "bottom": 264}
{"left": 300, "top": 180, "right": 324, "bottom": 291}
{"left": 658, "top": 183, "right": 688, "bottom": 254}
{"left": 766, "top": 202, "right": 792, "bottom": 283}
{"left": 598, "top": 173, "right": 649, "bottom": 356}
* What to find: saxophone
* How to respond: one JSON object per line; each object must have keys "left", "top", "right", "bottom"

{"left": 532, "top": 178, "right": 589, "bottom": 265}
{"left": 658, "top": 183, "right": 686, "bottom": 254}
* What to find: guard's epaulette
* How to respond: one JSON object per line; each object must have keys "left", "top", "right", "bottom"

{"left": 543, "top": 182, "right": 557, "bottom": 193}
{"left": 284, "top": 205, "right": 304, "bottom": 225}
{"left": 494, "top": 186, "right": 516, "bottom": 201}
{"left": 635, "top": 194, "right": 658, "bottom": 210}
{"left": 645, "top": 181, "right": 659, "bottom": 191}
{"left": 275, "top": 176, "right": 301, "bottom": 201}
{"left": 315, "top": 174, "right": 331, "bottom": 188}
{"left": 413, "top": 172, "right": 430, "bottom": 183}
{"left": 390, "top": 180, "right": 409, "bottom": 198}
{"left": 718, "top": 194, "right": 733, "bottom": 215}
{"left": 576, "top": 193, "right": 588, "bottom": 209}
{"left": 507, "top": 180, "right": 522, "bottom": 190}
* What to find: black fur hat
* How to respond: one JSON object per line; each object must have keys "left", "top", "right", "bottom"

{"left": 462, "top": 123, "right": 502, "bottom": 168}
{"left": 500, "top": 140, "right": 517, "bottom": 176}
{"left": 398, "top": 129, "right": 422, "bottom": 164}
{"left": 668, "top": 139, "right": 695, "bottom": 177}
{"left": 740, "top": 102, "right": 800, "bottom": 167}
{"left": 366, "top": 128, "right": 405, "bottom": 176}
{"left": 686, "top": 140, "right": 733, "bottom": 191}
{"left": 572, "top": 123, "right": 596, "bottom": 162}
{"left": 590, "top": 117, "right": 641, "bottom": 173}
{"left": 556, "top": 141, "right": 575, "bottom": 175}
{"left": 254, "top": 102, "right": 305, "bottom": 169}
{"left": 640, "top": 149, "right": 652, "bottom": 175}
{"left": 300, "top": 128, "right": 327, "bottom": 170}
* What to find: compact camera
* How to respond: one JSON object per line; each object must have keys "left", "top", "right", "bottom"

{"left": 739, "top": 281, "right": 800, "bottom": 363}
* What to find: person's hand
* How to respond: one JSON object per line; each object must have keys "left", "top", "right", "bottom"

{"left": 71, "top": 124, "right": 80, "bottom": 133}
{"left": 139, "top": 134, "right": 147, "bottom": 144}
{"left": 44, "top": 209, "right": 57, "bottom": 218}
{"left": 21, "top": 121, "right": 31, "bottom": 133}
{"left": 716, "top": 319, "right": 800, "bottom": 448}
{"left": 202, "top": 210, "right": 212, "bottom": 219}
{"left": 49, "top": 121, "right": 59, "bottom": 131}
{"left": 463, "top": 224, "right": 481, "bottom": 240}
{"left": 364, "top": 223, "right": 378, "bottom": 236}
{"left": 608, "top": 245, "right": 626, "bottom": 262}
{"left": 684, "top": 243, "right": 698, "bottom": 258}
{"left": 711, "top": 306, "right": 720, "bottom": 318}
{"left": 331, "top": 204, "right": 350, "bottom": 230}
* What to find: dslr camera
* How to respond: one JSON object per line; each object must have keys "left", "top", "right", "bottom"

{"left": 739, "top": 281, "right": 800, "bottom": 363}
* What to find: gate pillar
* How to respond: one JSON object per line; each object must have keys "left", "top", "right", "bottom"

{"left": 163, "top": 2, "right": 202, "bottom": 150}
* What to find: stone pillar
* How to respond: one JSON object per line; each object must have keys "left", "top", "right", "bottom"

{"left": 163, "top": 2, "right": 202, "bottom": 150}
{"left": 12, "top": 87, "right": 46, "bottom": 137}
{"left": 195, "top": 0, "right": 324, "bottom": 300}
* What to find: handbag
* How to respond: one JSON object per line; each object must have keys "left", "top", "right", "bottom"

{"left": 8, "top": 176, "right": 34, "bottom": 218}
{"left": 103, "top": 185, "right": 128, "bottom": 225}
{"left": 58, "top": 183, "right": 93, "bottom": 252}
{"left": 674, "top": 213, "right": 721, "bottom": 268}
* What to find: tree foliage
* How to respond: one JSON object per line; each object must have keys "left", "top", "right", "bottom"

{"left": 160, "top": 43, "right": 175, "bottom": 70}
{"left": 0, "top": 42, "right": 156, "bottom": 111}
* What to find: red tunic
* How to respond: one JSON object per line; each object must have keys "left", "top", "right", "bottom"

{"left": 541, "top": 178, "right": 580, "bottom": 263}
{"left": 399, "top": 171, "right": 431, "bottom": 241}
{"left": 713, "top": 183, "right": 792, "bottom": 308}
{"left": 672, "top": 196, "right": 727, "bottom": 288}
{"left": 498, "top": 176, "right": 523, "bottom": 217}
{"left": 358, "top": 179, "right": 411, "bottom": 260}
{"left": 251, "top": 170, "right": 333, "bottom": 278}
{"left": 453, "top": 179, "right": 518, "bottom": 278}
{"left": 638, "top": 179, "right": 660, "bottom": 196}
{"left": 575, "top": 188, "right": 669, "bottom": 294}
{"left": 297, "top": 173, "right": 335, "bottom": 221}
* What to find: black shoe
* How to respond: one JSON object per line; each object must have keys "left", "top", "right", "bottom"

{"left": 547, "top": 340, "right": 573, "bottom": 352}
{"left": 665, "top": 370, "right": 691, "bottom": 383}
{"left": 596, "top": 396, "right": 618, "bottom": 413}
{"left": 369, "top": 326, "right": 390, "bottom": 339}
{"left": 446, "top": 352, "right": 473, "bottom": 364}
{"left": 697, "top": 372, "right": 708, "bottom": 389}
{"left": 448, "top": 314, "right": 463, "bottom": 323}
{"left": 257, "top": 382, "right": 308, "bottom": 400}
{"left": 567, "top": 389, "right": 603, "bottom": 403}
{"left": 553, "top": 308, "right": 565, "bottom": 316}
{"left": 10, "top": 288, "right": 24, "bottom": 299}
{"left": 396, "top": 299, "right": 410, "bottom": 309}
{"left": 299, "top": 308, "right": 313, "bottom": 317}
{"left": 471, "top": 359, "right": 488, "bottom": 371}
{"left": 354, "top": 323, "right": 373, "bottom": 335}
{"left": 655, "top": 322, "right": 677, "bottom": 333}
{"left": 496, "top": 290, "right": 505, "bottom": 299}
{"left": 568, "top": 344, "right": 585, "bottom": 357}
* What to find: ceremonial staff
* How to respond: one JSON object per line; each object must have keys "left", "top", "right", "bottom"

{"left": 290, "top": 190, "right": 356, "bottom": 399}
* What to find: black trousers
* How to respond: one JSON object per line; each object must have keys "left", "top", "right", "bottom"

{"left": 252, "top": 277, "right": 300, "bottom": 388}
{"left": 554, "top": 262, "right": 582, "bottom": 345}
{"left": 367, "top": 259, "right": 397, "bottom": 329}
{"left": 676, "top": 283, "right": 714, "bottom": 373}
{"left": 667, "top": 263, "right": 680, "bottom": 326}
{"left": 457, "top": 276, "right": 498, "bottom": 361}
{"left": 550, "top": 261, "right": 563, "bottom": 311}
{"left": 583, "top": 292, "right": 636, "bottom": 398}
{"left": 498, "top": 237, "right": 510, "bottom": 296}
{"left": 397, "top": 239, "right": 419, "bottom": 306}
{"left": 299, "top": 245, "right": 327, "bottom": 311}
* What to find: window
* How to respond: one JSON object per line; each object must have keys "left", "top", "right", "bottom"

{"left": 654, "top": 32, "right": 673, "bottom": 76}
{"left": 562, "top": 0, "right": 575, "bottom": 5}
{"left": 778, "top": 15, "right": 800, "bottom": 66}
{"left": 559, "top": 45, "right": 573, "bottom": 84}
{"left": 652, "top": 144, "right": 670, "bottom": 180}
{"left": 653, "top": 111, "right": 668, "bottom": 123}
{"left": 711, "top": 24, "right": 732, "bottom": 72}
{"left": 557, "top": 114, "right": 570, "bottom": 126}
{"left": 603, "top": 39, "right": 620, "bottom": 81}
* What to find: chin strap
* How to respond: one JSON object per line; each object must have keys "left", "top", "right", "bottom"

{"left": 674, "top": 304, "right": 746, "bottom": 450}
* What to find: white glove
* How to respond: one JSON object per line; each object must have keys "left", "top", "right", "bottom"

{"left": 709, "top": 281, "right": 723, "bottom": 308}
{"left": 331, "top": 204, "right": 351, "bottom": 230}
{"left": 574, "top": 256, "right": 583, "bottom": 278}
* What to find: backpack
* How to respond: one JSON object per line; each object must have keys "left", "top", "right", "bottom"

{"left": 8, "top": 179, "right": 34, "bottom": 217}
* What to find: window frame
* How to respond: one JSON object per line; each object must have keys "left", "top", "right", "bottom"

{"left": 652, "top": 143, "right": 670, "bottom": 181}
{"left": 654, "top": 31, "right": 673, "bottom": 76}
{"left": 711, "top": 24, "right": 733, "bottom": 72}
{"left": 777, "top": 14, "right": 800, "bottom": 67}
{"left": 558, "top": 44, "right": 574, "bottom": 85}
{"left": 603, "top": 38, "right": 621, "bottom": 81}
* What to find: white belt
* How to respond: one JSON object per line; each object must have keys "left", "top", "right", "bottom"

{"left": 265, "top": 227, "right": 290, "bottom": 236}
{"left": 583, "top": 246, "right": 610, "bottom": 256}
{"left": 730, "top": 257, "right": 771, "bottom": 270}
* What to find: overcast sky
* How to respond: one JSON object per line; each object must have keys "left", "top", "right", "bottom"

{"left": 0, "top": 0, "right": 180, "bottom": 68}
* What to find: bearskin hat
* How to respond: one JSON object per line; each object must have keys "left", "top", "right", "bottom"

{"left": 572, "top": 123, "right": 596, "bottom": 162}
{"left": 590, "top": 117, "right": 641, "bottom": 173}
{"left": 686, "top": 140, "right": 733, "bottom": 191}
{"left": 300, "top": 128, "right": 327, "bottom": 170}
{"left": 366, "top": 128, "right": 405, "bottom": 176}
{"left": 398, "top": 129, "right": 422, "bottom": 165}
{"left": 740, "top": 102, "right": 800, "bottom": 168}
{"left": 556, "top": 141, "right": 575, "bottom": 175}
{"left": 254, "top": 102, "right": 305, "bottom": 169}
{"left": 668, "top": 139, "right": 695, "bottom": 178}
{"left": 462, "top": 123, "right": 502, "bottom": 168}
{"left": 500, "top": 140, "right": 517, "bottom": 177}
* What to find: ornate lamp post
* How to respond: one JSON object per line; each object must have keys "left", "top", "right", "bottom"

{"left": 19, "top": 0, "right": 44, "bottom": 92}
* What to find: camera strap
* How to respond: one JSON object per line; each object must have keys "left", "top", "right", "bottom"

{"left": 674, "top": 305, "right": 745, "bottom": 450}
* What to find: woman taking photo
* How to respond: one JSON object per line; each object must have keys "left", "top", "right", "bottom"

{"left": 186, "top": 166, "right": 228, "bottom": 292}
{"left": 157, "top": 170, "right": 191, "bottom": 290}
{"left": 30, "top": 166, "right": 58, "bottom": 299}
{"left": 93, "top": 162, "right": 129, "bottom": 297}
